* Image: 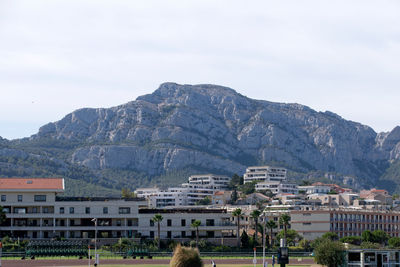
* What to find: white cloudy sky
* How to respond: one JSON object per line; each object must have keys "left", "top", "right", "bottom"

{"left": 1, "top": 0, "right": 400, "bottom": 139}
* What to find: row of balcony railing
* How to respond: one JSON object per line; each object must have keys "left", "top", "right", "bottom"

{"left": 332, "top": 218, "right": 399, "bottom": 223}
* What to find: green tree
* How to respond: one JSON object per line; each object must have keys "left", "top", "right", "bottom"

{"left": 196, "top": 196, "right": 211, "bottom": 205}
{"left": 362, "top": 230, "right": 374, "bottom": 242}
{"left": 230, "top": 189, "right": 238, "bottom": 203}
{"left": 279, "top": 213, "right": 290, "bottom": 241}
{"left": 152, "top": 214, "right": 163, "bottom": 249}
{"left": 276, "top": 229, "right": 302, "bottom": 246}
{"left": 250, "top": 210, "right": 261, "bottom": 246}
{"left": 389, "top": 237, "right": 400, "bottom": 248}
{"left": 121, "top": 188, "right": 136, "bottom": 198}
{"left": 314, "top": 239, "right": 345, "bottom": 267}
{"left": 232, "top": 208, "right": 243, "bottom": 248}
{"left": 240, "top": 231, "right": 250, "bottom": 248}
{"left": 322, "top": 232, "right": 339, "bottom": 241}
{"left": 266, "top": 220, "right": 277, "bottom": 248}
{"left": 239, "top": 181, "right": 256, "bottom": 195}
{"left": 360, "top": 241, "right": 380, "bottom": 249}
{"left": 372, "top": 230, "right": 389, "bottom": 245}
{"left": 191, "top": 220, "right": 201, "bottom": 248}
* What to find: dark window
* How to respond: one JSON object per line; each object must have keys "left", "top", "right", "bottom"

{"left": 128, "top": 219, "right": 132, "bottom": 226}
{"left": 34, "top": 195, "right": 46, "bottom": 202}
{"left": 117, "top": 220, "right": 121, "bottom": 226}
{"left": 60, "top": 207, "right": 64, "bottom": 214}
{"left": 70, "top": 231, "right": 74, "bottom": 238}
{"left": 207, "top": 231, "right": 214, "bottom": 238}
{"left": 150, "top": 220, "right": 154, "bottom": 227}
{"left": 43, "top": 207, "right": 49, "bottom": 213}
{"left": 69, "top": 207, "right": 74, "bottom": 214}
{"left": 182, "top": 231, "right": 186, "bottom": 238}
{"left": 103, "top": 207, "right": 108, "bottom": 214}
{"left": 119, "top": 207, "right": 130, "bottom": 214}
{"left": 150, "top": 231, "right": 154, "bottom": 238}
{"left": 192, "top": 231, "right": 195, "bottom": 238}
{"left": 1, "top": 195, "right": 6, "bottom": 202}
{"left": 85, "top": 207, "right": 90, "bottom": 214}
{"left": 181, "top": 219, "right": 186, "bottom": 226}
{"left": 17, "top": 195, "right": 22, "bottom": 202}
{"left": 206, "top": 219, "right": 215, "bottom": 226}
{"left": 167, "top": 219, "right": 172, "bottom": 227}
{"left": 167, "top": 231, "right": 171, "bottom": 238}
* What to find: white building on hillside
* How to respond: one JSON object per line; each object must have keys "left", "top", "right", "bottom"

{"left": 243, "top": 166, "right": 286, "bottom": 184}
{"left": 255, "top": 181, "right": 298, "bottom": 195}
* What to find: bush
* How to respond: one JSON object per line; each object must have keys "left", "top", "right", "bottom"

{"left": 389, "top": 237, "right": 400, "bottom": 248}
{"left": 170, "top": 245, "right": 203, "bottom": 267}
{"left": 340, "top": 236, "right": 362, "bottom": 245}
{"left": 314, "top": 239, "right": 345, "bottom": 267}
{"left": 360, "top": 241, "right": 381, "bottom": 249}
{"left": 321, "top": 232, "right": 339, "bottom": 241}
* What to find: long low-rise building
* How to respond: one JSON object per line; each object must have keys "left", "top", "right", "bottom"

{"left": 291, "top": 207, "right": 400, "bottom": 240}
{"left": 0, "top": 178, "right": 236, "bottom": 243}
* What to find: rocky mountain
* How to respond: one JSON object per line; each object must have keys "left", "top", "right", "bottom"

{"left": 2, "top": 82, "right": 400, "bottom": 195}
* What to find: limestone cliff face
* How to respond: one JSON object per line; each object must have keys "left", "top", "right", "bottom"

{"left": 27, "top": 83, "right": 400, "bottom": 188}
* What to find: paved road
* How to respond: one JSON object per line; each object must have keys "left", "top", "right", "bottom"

{"left": 0, "top": 258, "right": 316, "bottom": 266}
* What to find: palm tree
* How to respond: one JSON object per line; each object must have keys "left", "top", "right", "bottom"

{"left": 152, "top": 214, "right": 163, "bottom": 249}
{"left": 279, "top": 213, "right": 290, "bottom": 241}
{"left": 191, "top": 220, "right": 201, "bottom": 248}
{"left": 266, "top": 220, "right": 277, "bottom": 248}
{"left": 232, "top": 208, "right": 243, "bottom": 248}
{"left": 250, "top": 209, "right": 261, "bottom": 245}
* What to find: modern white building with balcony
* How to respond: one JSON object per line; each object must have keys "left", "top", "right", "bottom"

{"left": 243, "top": 166, "right": 287, "bottom": 184}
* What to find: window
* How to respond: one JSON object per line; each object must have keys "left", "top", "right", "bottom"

{"left": 150, "top": 231, "right": 154, "bottom": 238}
{"left": 150, "top": 220, "right": 154, "bottom": 227}
{"left": 181, "top": 219, "right": 186, "bottom": 226}
{"left": 103, "top": 207, "right": 108, "bottom": 214}
{"left": 182, "top": 231, "right": 186, "bottom": 238}
{"left": 119, "top": 207, "right": 130, "bottom": 214}
{"left": 167, "top": 231, "right": 171, "bottom": 238}
{"left": 206, "top": 219, "right": 214, "bottom": 226}
{"left": 128, "top": 219, "right": 132, "bottom": 226}
{"left": 207, "top": 231, "right": 215, "bottom": 238}
{"left": 117, "top": 220, "right": 121, "bottom": 226}
{"left": 17, "top": 195, "right": 23, "bottom": 202}
{"left": 60, "top": 207, "right": 64, "bottom": 214}
{"left": 43, "top": 207, "right": 49, "bottom": 213}
{"left": 1, "top": 195, "right": 6, "bottom": 202}
{"left": 85, "top": 207, "right": 90, "bottom": 214}
{"left": 69, "top": 207, "right": 74, "bottom": 214}
{"left": 34, "top": 195, "right": 46, "bottom": 202}
{"left": 167, "top": 219, "right": 172, "bottom": 227}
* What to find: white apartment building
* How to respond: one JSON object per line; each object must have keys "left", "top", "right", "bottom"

{"left": 244, "top": 166, "right": 286, "bottom": 184}
{"left": 298, "top": 184, "right": 331, "bottom": 194}
{"left": 0, "top": 178, "right": 236, "bottom": 243}
{"left": 184, "top": 174, "right": 231, "bottom": 205}
{"left": 137, "top": 174, "right": 231, "bottom": 207}
{"left": 255, "top": 181, "right": 298, "bottom": 195}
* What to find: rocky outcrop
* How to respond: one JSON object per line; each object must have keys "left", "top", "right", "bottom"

{"left": 2, "top": 82, "right": 398, "bottom": 190}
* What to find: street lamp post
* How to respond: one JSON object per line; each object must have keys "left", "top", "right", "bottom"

{"left": 91, "top": 218, "right": 98, "bottom": 266}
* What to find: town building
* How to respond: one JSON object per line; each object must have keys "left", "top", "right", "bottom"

{"left": 243, "top": 166, "right": 287, "bottom": 184}
{"left": 0, "top": 178, "right": 236, "bottom": 244}
{"left": 291, "top": 207, "right": 400, "bottom": 240}
{"left": 255, "top": 181, "right": 298, "bottom": 195}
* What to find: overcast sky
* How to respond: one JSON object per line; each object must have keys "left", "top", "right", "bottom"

{"left": 1, "top": 0, "right": 400, "bottom": 140}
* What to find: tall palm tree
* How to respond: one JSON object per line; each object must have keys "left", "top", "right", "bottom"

{"left": 152, "top": 214, "right": 163, "bottom": 249}
{"left": 250, "top": 209, "right": 261, "bottom": 245}
{"left": 266, "top": 220, "right": 277, "bottom": 248}
{"left": 279, "top": 213, "right": 290, "bottom": 241}
{"left": 232, "top": 208, "right": 243, "bottom": 248}
{"left": 191, "top": 220, "right": 201, "bottom": 248}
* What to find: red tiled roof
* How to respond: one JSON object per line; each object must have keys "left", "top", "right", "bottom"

{"left": 0, "top": 178, "right": 64, "bottom": 190}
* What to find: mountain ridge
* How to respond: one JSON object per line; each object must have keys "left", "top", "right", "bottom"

{"left": 1, "top": 82, "right": 400, "bottom": 195}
